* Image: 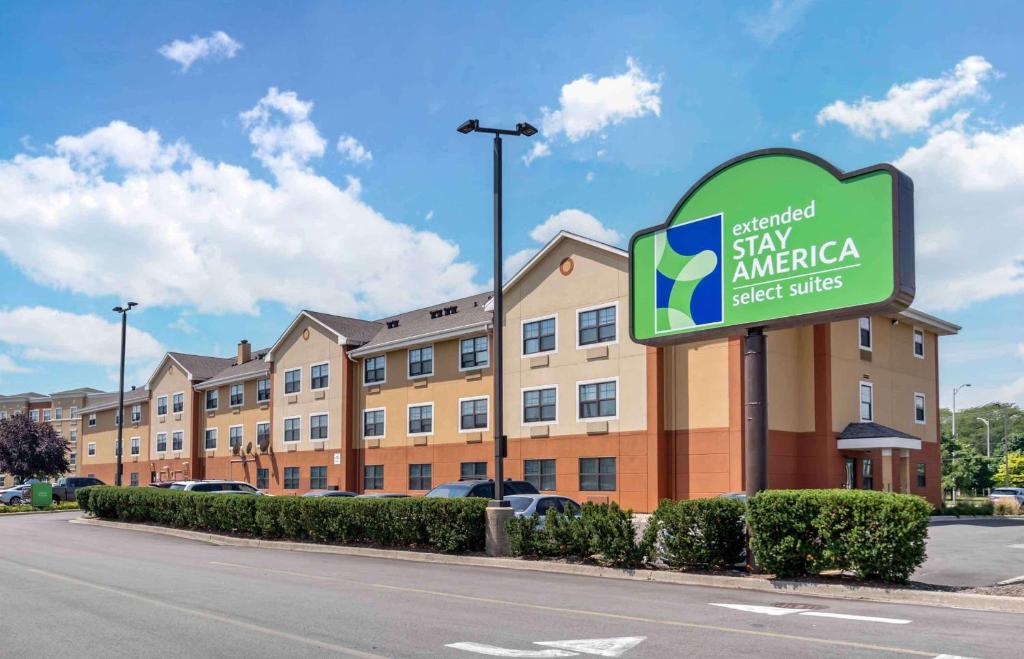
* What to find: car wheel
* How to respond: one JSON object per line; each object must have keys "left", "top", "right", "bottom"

{"left": 52, "top": 496, "right": 61, "bottom": 505}
{"left": 10, "top": 496, "right": 22, "bottom": 505}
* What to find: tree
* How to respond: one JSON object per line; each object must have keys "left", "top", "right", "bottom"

{"left": 941, "top": 435, "right": 992, "bottom": 495}
{"left": 0, "top": 414, "right": 70, "bottom": 482}
{"left": 992, "top": 452, "right": 1024, "bottom": 489}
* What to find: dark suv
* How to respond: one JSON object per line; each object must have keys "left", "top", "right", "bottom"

{"left": 51, "top": 476, "right": 104, "bottom": 503}
{"left": 425, "top": 479, "right": 538, "bottom": 499}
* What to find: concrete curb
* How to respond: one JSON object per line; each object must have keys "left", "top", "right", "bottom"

{"left": 930, "top": 515, "right": 1024, "bottom": 522}
{"left": 70, "top": 516, "right": 1024, "bottom": 614}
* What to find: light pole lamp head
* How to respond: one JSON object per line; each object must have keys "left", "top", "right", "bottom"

{"left": 516, "top": 122, "right": 538, "bottom": 137}
{"left": 112, "top": 306, "right": 124, "bottom": 313}
{"left": 457, "top": 119, "right": 480, "bottom": 134}
{"left": 127, "top": 302, "right": 138, "bottom": 310}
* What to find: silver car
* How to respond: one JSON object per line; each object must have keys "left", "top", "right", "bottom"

{"left": 169, "top": 480, "right": 259, "bottom": 494}
{"left": 989, "top": 487, "right": 1024, "bottom": 506}
{"left": 505, "top": 494, "right": 580, "bottom": 527}
{"left": 1, "top": 484, "right": 33, "bottom": 506}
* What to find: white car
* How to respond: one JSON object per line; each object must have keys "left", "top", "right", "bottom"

{"left": 505, "top": 494, "right": 581, "bottom": 528}
{"left": 989, "top": 487, "right": 1024, "bottom": 506}
{"left": 1, "top": 484, "right": 33, "bottom": 505}
{"left": 168, "top": 480, "right": 260, "bottom": 494}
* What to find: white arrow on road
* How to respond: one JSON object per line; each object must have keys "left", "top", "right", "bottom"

{"left": 710, "top": 603, "right": 910, "bottom": 624}
{"left": 447, "top": 637, "right": 647, "bottom": 657}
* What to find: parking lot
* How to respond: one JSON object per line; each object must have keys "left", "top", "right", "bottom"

{"left": 915, "top": 517, "right": 1024, "bottom": 587}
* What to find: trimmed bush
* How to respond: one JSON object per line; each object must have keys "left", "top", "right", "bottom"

{"left": 83, "top": 487, "right": 487, "bottom": 553}
{"left": 507, "top": 502, "right": 642, "bottom": 568}
{"left": 934, "top": 501, "right": 993, "bottom": 516}
{"left": 642, "top": 497, "right": 746, "bottom": 569}
{"left": 747, "top": 489, "right": 932, "bottom": 583}
{"left": 76, "top": 485, "right": 96, "bottom": 513}
{"left": 0, "top": 501, "right": 79, "bottom": 513}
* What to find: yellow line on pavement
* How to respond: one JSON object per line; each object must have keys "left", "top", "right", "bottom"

{"left": 210, "top": 560, "right": 938, "bottom": 656}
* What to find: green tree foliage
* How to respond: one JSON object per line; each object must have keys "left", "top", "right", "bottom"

{"left": 0, "top": 414, "right": 70, "bottom": 481}
{"left": 992, "top": 452, "right": 1024, "bottom": 488}
{"left": 940, "top": 402, "right": 1023, "bottom": 458}
{"left": 941, "top": 435, "right": 994, "bottom": 494}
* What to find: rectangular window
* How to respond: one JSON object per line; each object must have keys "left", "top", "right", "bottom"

{"left": 364, "top": 465, "right": 384, "bottom": 490}
{"left": 916, "top": 463, "right": 926, "bottom": 488}
{"left": 579, "top": 457, "right": 616, "bottom": 491}
{"left": 460, "top": 462, "right": 487, "bottom": 480}
{"left": 858, "top": 317, "right": 872, "bottom": 350}
{"left": 284, "top": 467, "right": 300, "bottom": 490}
{"left": 172, "top": 431, "right": 183, "bottom": 451}
{"left": 914, "top": 393, "right": 926, "bottom": 424}
{"left": 229, "top": 426, "right": 243, "bottom": 450}
{"left": 913, "top": 329, "right": 925, "bottom": 358}
{"left": 88, "top": 443, "right": 96, "bottom": 456}
{"left": 409, "top": 463, "right": 432, "bottom": 491}
{"left": 284, "top": 417, "right": 301, "bottom": 443}
{"left": 859, "top": 381, "right": 873, "bottom": 422}
{"left": 131, "top": 404, "right": 141, "bottom": 423}
{"left": 578, "top": 380, "right": 617, "bottom": 420}
{"left": 55, "top": 407, "right": 63, "bottom": 420}
{"left": 256, "top": 468, "right": 270, "bottom": 490}
{"left": 43, "top": 409, "right": 52, "bottom": 422}
{"left": 31, "top": 410, "right": 39, "bottom": 422}
{"left": 257, "top": 378, "right": 271, "bottom": 403}
{"left": 861, "top": 459, "right": 874, "bottom": 490}
{"left": 311, "top": 363, "right": 329, "bottom": 390}
{"left": 284, "top": 369, "right": 301, "bottom": 394}
{"left": 578, "top": 305, "right": 616, "bottom": 346}
{"left": 205, "top": 429, "right": 217, "bottom": 450}
{"left": 256, "top": 422, "right": 270, "bottom": 447}
{"left": 157, "top": 396, "right": 167, "bottom": 416}
{"left": 70, "top": 406, "right": 78, "bottom": 418}
{"left": 363, "top": 409, "right": 385, "bottom": 438}
{"left": 408, "top": 404, "right": 433, "bottom": 434}
{"left": 131, "top": 437, "right": 140, "bottom": 455}
{"left": 310, "top": 466, "right": 328, "bottom": 490}
{"left": 230, "top": 383, "right": 244, "bottom": 407}
{"left": 70, "top": 429, "right": 77, "bottom": 442}
{"left": 525, "top": 459, "right": 556, "bottom": 491}
{"left": 408, "top": 346, "right": 433, "bottom": 378}
{"left": 69, "top": 452, "right": 76, "bottom": 465}
{"left": 523, "top": 317, "right": 556, "bottom": 355}
{"left": 88, "top": 414, "right": 97, "bottom": 427}
{"left": 310, "top": 413, "right": 328, "bottom": 441}
{"left": 523, "top": 387, "right": 557, "bottom": 423}
{"left": 156, "top": 433, "right": 167, "bottom": 453}
{"left": 115, "top": 439, "right": 122, "bottom": 456}
{"left": 130, "top": 472, "right": 138, "bottom": 487}
{"left": 364, "top": 356, "right": 386, "bottom": 384}
{"left": 460, "top": 397, "right": 488, "bottom": 431}
{"left": 460, "top": 336, "right": 489, "bottom": 369}
{"left": 172, "top": 392, "right": 184, "bottom": 413}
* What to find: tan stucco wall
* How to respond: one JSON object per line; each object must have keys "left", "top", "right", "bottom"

{"left": 200, "top": 378, "right": 271, "bottom": 458}
{"left": 766, "top": 325, "right": 816, "bottom": 433}
{"left": 150, "top": 360, "right": 196, "bottom": 459}
{"left": 81, "top": 403, "right": 150, "bottom": 468}
{"left": 664, "top": 339, "right": 731, "bottom": 431}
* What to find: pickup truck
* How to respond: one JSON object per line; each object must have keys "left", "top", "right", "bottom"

{"left": 51, "top": 476, "right": 105, "bottom": 503}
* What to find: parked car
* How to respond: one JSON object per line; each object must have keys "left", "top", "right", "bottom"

{"left": 209, "top": 489, "right": 264, "bottom": 496}
{"left": 51, "top": 476, "right": 104, "bottom": 503}
{"left": 1, "top": 484, "right": 33, "bottom": 506}
{"left": 148, "top": 481, "right": 176, "bottom": 489}
{"left": 505, "top": 494, "right": 580, "bottom": 527}
{"left": 355, "top": 493, "right": 409, "bottom": 498}
{"left": 302, "top": 490, "right": 357, "bottom": 498}
{"left": 425, "top": 479, "right": 539, "bottom": 499}
{"left": 168, "top": 480, "right": 259, "bottom": 494}
{"left": 989, "top": 487, "right": 1024, "bottom": 506}
{"left": 718, "top": 492, "right": 748, "bottom": 504}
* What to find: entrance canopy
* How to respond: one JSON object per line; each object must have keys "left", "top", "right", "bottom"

{"left": 837, "top": 422, "right": 921, "bottom": 451}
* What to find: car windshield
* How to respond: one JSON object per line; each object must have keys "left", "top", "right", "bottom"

{"left": 993, "top": 489, "right": 1019, "bottom": 495}
{"left": 426, "top": 483, "right": 473, "bottom": 498}
{"left": 506, "top": 497, "right": 533, "bottom": 512}
{"left": 169, "top": 484, "right": 186, "bottom": 490}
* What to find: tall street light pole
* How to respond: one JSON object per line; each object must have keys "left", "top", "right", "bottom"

{"left": 458, "top": 119, "right": 537, "bottom": 507}
{"left": 112, "top": 302, "right": 138, "bottom": 487}
{"left": 951, "top": 383, "right": 971, "bottom": 437}
{"left": 1004, "top": 412, "right": 1020, "bottom": 487}
{"left": 977, "top": 417, "right": 991, "bottom": 457}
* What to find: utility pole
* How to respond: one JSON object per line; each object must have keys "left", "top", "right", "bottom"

{"left": 951, "top": 383, "right": 971, "bottom": 437}
{"left": 112, "top": 302, "right": 138, "bottom": 486}
{"left": 977, "top": 417, "right": 991, "bottom": 457}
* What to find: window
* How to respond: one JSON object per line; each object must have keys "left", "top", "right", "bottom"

{"left": 284, "top": 417, "right": 301, "bottom": 443}
{"left": 858, "top": 317, "right": 872, "bottom": 350}
{"left": 859, "top": 381, "right": 873, "bottom": 421}
{"left": 115, "top": 411, "right": 122, "bottom": 426}
{"left": 70, "top": 429, "right": 77, "bottom": 442}
{"left": 131, "top": 437, "right": 140, "bottom": 455}
{"left": 408, "top": 346, "right": 433, "bottom": 378}
{"left": 172, "top": 431, "right": 184, "bottom": 451}
{"left": 256, "top": 468, "right": 270, "bottom": 490}
{"left": 408, "top": 404, "right": 433, "bottom": 435}
{"left": 578, "top": 305, "right": 616, "bottom": 346}
{"left": 364, "top": 356, "right": 386, "bottom": 384}
{"left": 460, "top": 462, "right": 487, "bottom": 480}
{"left": 913, "top": 329, "right": 925, "bottom": 358}
{"left": 311, "top": 363, "right": 329, "bottom": 390}
{"left": 87, "top": 443, "right": 96, "bottom": 456}
{"left": 578, "top": 380, "right": 617, "bottom": 420}
{"left": 914, "top": 393, "right": 926, "bottom": 424}
{"left": 31, "top": 410, "right": 39, "bottom": 422}
{"left": 364, "top": 465, "right": 384, "bottom": 490}
{"left": 69, "top": 452, "right": 76, "bottom": 465}
{"left": 257, "top": 378, "right": 271, "bottom": 403}
{"left": 460, "top": 336, "right": 489, "bottom": 369}
{"left": 284, "top": 467, "right": 300, "bottom": 489}
{"left": 284, "top": 368, "right": 301, "bottom": 394}
{"left": 88, "top": 414, "right": 96, "bottom": 427}
{"left": 460, "top": 397, "right": 488, "bottom": 431}
{"left": 363, "top": 409, "right": 385, "bottom": 438}
{"left": 409, "top": 464, "right": 432, "bottom": 490}
{"left": 525, "top": 459, "right": 556, "bottom": 491}
{"left": 156, "top": 433, "right": 167, "bottom": 453}
{"left": 256, "top": 422, "right": 270, "bottom": 446}
{"left": 131, "top": 404, "right": 141, "bottom": 423}
{"left": 70, "top": 405, "right": 78, "bottom": 418}
{"left": 861, "top": 459, "right": 874, "bottom": 490}
{"left": 310, "top": 466, "right": 328, "bottom": 489}
{"left": 205, "top": 429, "right": 217, "bottom": 450}
{"left": 157, "top": 396, "right": 167, "bottom": 416}
{"left": 916, "top": 463, "right": 926, "bottom": 488}
{"left": 130, "top": 472, "right": 138, "bottom": 487}
{"left": 55, "top": 407, "right": 63, "bottom": 420}
{"left": 230, "top": 383, "right": 244, "bottom": 407}
{"left": 580, "top": 457, "right": 616, "bottom": 491}
{"left": 229, "top": 426, "right": 243, "bottom": 450}
{"left": 310, "top": 413, "right": 328, "bottom": 441}
{"left": 523, "top": 387, "right": 557, "bottom": 424}
{"left": 172, "top": 392, "right": 184, "bottom": 413}
{"left": 523, "top": 317, "right": 556, "bottom": 355}
{"left": 43, "top": 409, "right": 52, "bottom": 422}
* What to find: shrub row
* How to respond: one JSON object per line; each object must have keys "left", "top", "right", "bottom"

{"left": 507, "top": 502, "right": 644, "bottom": 568}
{"left": 642, "top": 497, "right": 746, "bottom": 569}
{"left": 0, "top": 501, "right": 79, "bottom": 514}
{"left": 934, "top": 500, "right": 993, "bottom": 516}
{"left": 80, "top": 486, "right": 487, "bottom": 553}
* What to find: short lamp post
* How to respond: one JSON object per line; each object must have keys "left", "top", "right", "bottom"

{"left": 112, "top": 302, "right": 138, "bottom": 487}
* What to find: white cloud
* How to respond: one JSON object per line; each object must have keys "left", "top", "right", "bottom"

{"left": 521, "top": 141, "right": 551, "bottom": 166}
{"left": 529, "top": 209, "right": 623, "bottom": 245}
{"left": 158, "top": 30, "right": 242, "bottom": 72}
{"left": 895, "top": 124, "right": 1024, "bottom": 311}
{"left": 540, "top": 58, "right": 661, "bottom": 143}
{"left": 424, "top": 210, "right": 434, "bottom": 222}
{"left": 169, "top": 316, "right": 197, "bottom": 335}
{"left": 585, "top": 171, "right": 595, "bottom": 183}
{"left": 955, "top": 376, "right": 1024, "bottom": 408}
{"left": 0, "top": 354, "right": 30, "bottom": 374}
{"left": 739, "top": 0, "right": 815, "bottom": 46}
{"left": 790, "top": 130, "right": 804, "bottom": 143}
{"left": 0, "top": 90, "right": 484, "bottom": 317}
{"left": 503, "top": 248, "right": 537, "bottom": 280}
{"left": 1016, "top": 342, "right": 1024, "bottom": 359}
{"left": 817, "top": 56, "right": 996, "bottom": 138}
{"left": 337, "top": 135, "right": 373, "bottom": 164}
{"left": 0, "top": 307, "right": 165, "bottom": 367}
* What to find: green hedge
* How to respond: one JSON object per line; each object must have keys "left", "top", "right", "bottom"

{"left": 642, "top": 497, "right": 746, "bottom": 569}
{"left": 82, "top": 486, "right": 487, "bottom": 553}
{"left": 0, "top": 501, "right": 79, "bottom": 514}
{"left": 507, "top": 502, "right": 644, "bottom": 568}
{"left": 934, "top": 501, "right": 993, "bottom": 516}
{"left": 747, "top": 489, "right": 932, "bottom": 583}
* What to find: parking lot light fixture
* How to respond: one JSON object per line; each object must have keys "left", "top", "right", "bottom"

{"left": 112, "top": 302, "right": 138, "bottom": 487}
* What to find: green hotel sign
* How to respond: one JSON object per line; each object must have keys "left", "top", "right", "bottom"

{"left": 629, "top": 149, "right": 915, "bottom": 345}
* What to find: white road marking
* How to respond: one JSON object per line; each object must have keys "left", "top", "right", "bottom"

{"left": 446, "top": 642, "right": 576, "bottom": 657}
{"left": 1008, "top": 544, "right": 1024, "bottom": 549}
{"left": 534, "top": 637, "right": 647, "bottom": 657}
{"left": 711, "top": 603, "right": 911, "bottom": 625}
{"left": 710, "top": 603, "right": 805, "bottom": 616}
{"left": 996, "top": 574, "right": 1024, "bottom": 585}
{"left": 798, "top": 611, "right": 911, "bottom": 625}
{"left": 932, "top": 655, "right": 983, "bottom": 659}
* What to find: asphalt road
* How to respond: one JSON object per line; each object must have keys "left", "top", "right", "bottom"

{"left": 1, "top": 511, "right": 1021, "bottom": 659}
{"left": 916, "top": 517, "right": 1024, "bottom": 586}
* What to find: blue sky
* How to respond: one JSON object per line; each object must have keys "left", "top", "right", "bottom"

{"left": 1, "top": 1, "right": 1022, "bottom": 408}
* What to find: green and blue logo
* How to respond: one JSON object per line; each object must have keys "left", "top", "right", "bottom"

{"left": 655, "top": 213, "right": 724, "bottom": 333}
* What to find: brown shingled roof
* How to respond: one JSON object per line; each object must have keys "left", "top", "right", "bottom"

{"left": 303, "top": 311, "right": 382, "bottom": 344}
{"left": 350, "top": 291, "right": 492, "bottom": 354}
{"left": 168, "top": 352, "right": 237, "bottom": 382}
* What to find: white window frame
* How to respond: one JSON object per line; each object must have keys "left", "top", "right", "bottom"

{"left": 406, "top": 402, "right": 434, "bottom": 437}
{"left": 70, "top": 405, "right": 78, "bottom": 418}
{"left": 156, "top": 432, "right": 168, "bottom": 453}
{"left": 227, "top": 383, "right": 243, "bottom": 408}
{"left": 458, "top": 395, "right": 490, "bottom": 433}
{"left": 310, "top": 361, "right": 330, "bottom": 391}
{"left": 284, "top": 368, "right": 302, "bottom": 395}
{"left": 859, "top": 380, "right": 874, "bottom": 422}
{"left": 30, "top": 410, "right": 39, "bottom": 422}
{"left": 914, "top": 392, "right": 926, "bottom": 425}
{"left": 88, "top": 413, "right": 97, "bottom": 427}
{"left": 228, "top": 424, "right": 244, "bottom": 449}
{"left": 283, "top": 416, "right": 302, "bottom": 443}
{"left": 172, "top": 391, "right": 185, "bottom": 414}
{"left": 204, "top": 428, "right": 218, "bottom": 450}
{"left": 130, "top": 436, "right": 140, "bottom": 456}
{"left": 521, "top": 313, "right": 558, "bottom": 358}
{"left": 576, "top": 376, "right": 620, "bottom": 422}
{"left": 172, "top": 431, "right": 184, "bottom": 452}
{"left": 87, "top": 442, "right": 96, "bottom": 456}
{"left": 458, "top": 335, "right": 490, "bottom": 372}
{"left": 131, "top": 404, "right": 141, "bottom": 423}
{"left": 256, "top": 378, "right": 271, "bottom": 403}
{"left": 407, "top": 345, "right": 435, "bottom": 380}
{"left": 256, "top": 421, "right": 271, "bottom": 445}
{"left": 205, "top": 389, "right": 219, "bottom": 411}
{"left": 363, "top": 407, "right": 386, "bottom": 439}
{"left": 576, "top": 301, "right": 619, "bottom": 349}
{"left": 913, "top": 328, "right": 925, "bottom": 359}
{"left": 521, "top": 384, "right": 559, "bottom": 426}
{"left": 858, "top": 317, "right": 872, "bottom": 351}
{"left": 55, "top": 407, "right": 63, "bottom": 420}
{"left": 363, "top": 355, "right": 387, "bottom": 386}
{"left": 156, "top": 396, "right": 167, "bottom": 417}
{"left": 309, "top": 412, "right": 329, "bottom": 442}
{"left": 43, "top": 409, "right": 52, "bottom": 422}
